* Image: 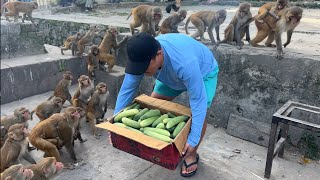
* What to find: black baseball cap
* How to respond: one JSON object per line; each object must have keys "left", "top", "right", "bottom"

{"left": 125, "top": 32, "right": 160, "bottom": 75}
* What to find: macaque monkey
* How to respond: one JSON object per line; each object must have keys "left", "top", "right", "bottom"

{"left": 219, "top": 2, "right": 252, "bottom": 49}
{"left": 48, "top": 71, "right": 73, "bottom": 105}
{"left": 72, "top": 75, "right": 94, "bottom": 110}
{"left": 25, "top": 157, "right": 64, "bottom": 180}
{"left": 30, "top": 97, "right": 63, "bottom": 121}
{"left": 165, "top": 0, "right": 181, "bottom": 13}
{"left": 0, "top": 124, "right": 36, "bottom": 173}
{"left": 185, "top": 9, "right": 227, "bottom": 50}
{"left": 87, "top": 45, "right": 101, "bottom": 79}
{"left": 274, "top": 6, "right": 303, "bottom": 59}
{"left": 0, "top": 164, "right": 34, "bottom": 180}
{"left": 250, "top": 6, "right": 303, "bottom": 59}
{"left": 238, "top": 0, "right": 289, "bottom": 30}
{"left": 61, "top": 32, "right": 83, "bottom": 56}
{"left": 0, "top": 107, "right": 31, "bottom": 147}
{"left": 157, "top": 10, "right": 187, "bottom": 35}
{"left": 86, "top": 82, "right": 109, "bottom": 139}
{"left": 87, "top": 27, "right": 128, "bottom": 75}
{"left": 1, "top": 1, "right": 38, "bottom": 27}
{"left": 73, "top": 107, "right": 87, "bottom": 144}
{"left": 28, "top": 107, "right": 81, "bottom": 168}
{"left": 127, "top": 5, "right": 163, "bottom": 36}
{"left": 77, "top": 25, "right": 97, "bottom": 56}
{"left": 87, "top": 45, "right": 102, "bottom": 79}
{"left": 255, "top": 0, "right": 289, "bottom": 24}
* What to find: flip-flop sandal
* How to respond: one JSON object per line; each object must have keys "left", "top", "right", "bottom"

{"left": 180, "top": 154, "right": 199, "bottom": 177}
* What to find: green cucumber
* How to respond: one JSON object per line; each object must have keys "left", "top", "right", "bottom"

{"left": 122, "top": 117, "right": 140, "bottom": 129}
{"left": 114, "top": 109, "right": 139, "bottom": 122}
{"left": 152, "top": 114, "right": 168, "bottom": 127}
{"left": 140, "top": 109, "right": 161, "bottom": 120}
{"left": 143, "top": 127, "right": 170, "bottom": 137}
{"left": 167, "top": 112, "right": 176, "bottom": 118}
{"left": 143, "top": 130, "right": 171, "bottom": 143}
{"left": 123, "top": 103, "right": 137, "bottom": 111}
{"left": 166, "top": 115, "right": 189, "bottom": 129}
{"left": 156, "top": 123, "right": 165, "bottom": 129}
{"left": 140, "top": 116, "right": 159, "bottom": 128}
{"left": 133, "top": 108, "right": 149, "bottom": 121}
{"left": 114, "top": 123, "right": 126, "bottom": 128}
{"left": 172, "top": 122, "right": 186, "bottom": 138}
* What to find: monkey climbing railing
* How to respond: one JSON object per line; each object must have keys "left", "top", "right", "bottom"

{"left": 264, "top": 101, "right": 320, "bottom": 179}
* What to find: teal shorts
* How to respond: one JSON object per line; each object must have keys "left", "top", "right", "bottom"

{"left": 153, "top": 67, "right": 219, "bottom": 107}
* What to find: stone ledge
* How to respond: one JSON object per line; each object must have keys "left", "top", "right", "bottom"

{"left": 0, "top": 45, "right": 87, "bottom": 104}
{"left": 227, "top": 113, "right": 271, "bottom": 147}
{"left": 1, "top": 44, "right": 127, "bottom": 108}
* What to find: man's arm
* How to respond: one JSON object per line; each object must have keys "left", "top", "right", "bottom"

{"left": 180, "top": 63, "right": 207, "bottom": 148}
{"left": 114, "top": 73, "right": 143, "bottom": 114}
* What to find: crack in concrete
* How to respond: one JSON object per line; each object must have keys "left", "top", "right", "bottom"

{"left": 6, "top": 66, "right": 20, "bottom": 101}
{"left": 132, "top": 164, "right": 154, "bottom": 180}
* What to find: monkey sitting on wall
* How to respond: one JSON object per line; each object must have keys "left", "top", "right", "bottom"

{"left": 157, "top": 10, "right": 187, "bottom": 35}
{"left": 165, "top": 0, "right": 181, "bottom": 13}
{"left": 1, "top": 124, "right": 36, "bottom": 173}
{"left": 255, "top": 0, "right": 289, "bottom": 24}
{"left": 0, "top": 164, "right": 34, "bottom": 180}
{"left": 48, "top": 71, "right": 73, "bottom": 106}
{"left": 185, "top": 9, "right": 227, "bottom": 50}
{"left": 30, "top": 97, "right": 63, "bottom": 121}
{"left": 1, "top": 1, "right": 38, "bottom": 27}
{"left": 250, "top": 6, "right": 303, "bottom": 59}
{"left": 238, "top": 0, "right": 290, "bottom": 32}
{"left": 127, "top": 5, "right": 163, "bottom": 36}
{"left": 61, "top": 32, "right": 83, "bottom": 56}
{"left": 87, "top": 27, "right": 128, "bottom": 75}
{"left": 77, "top": 25, "right": 99, "bottom": 57}
{"left": 219, "top": 2, "right": 252, "bottom": 50}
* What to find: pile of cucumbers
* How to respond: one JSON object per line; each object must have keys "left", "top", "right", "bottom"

{"left": 113, "top": 102, "right": 189, "bottom": 143}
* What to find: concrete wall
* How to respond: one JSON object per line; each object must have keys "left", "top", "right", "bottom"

{"left": 1, "top": 22, "right": 46, "bottom": 59}
{"left": 35, "top": 19, "right": 130, "bottom": 47}
{"left": 136, "top": 44, "right": 320, "bottom": 146}
{"left": 137, "top": 45, "right": 320, "bottom": 128}
{"left": 1, "top": 45, "right": 87, "bottom": 104}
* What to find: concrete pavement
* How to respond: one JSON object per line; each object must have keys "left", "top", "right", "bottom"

{"left": 1, "top": 87, "right": 319, "bottom": 180}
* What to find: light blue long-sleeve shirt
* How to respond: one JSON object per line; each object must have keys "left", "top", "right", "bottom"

{"left": 114, "top": 33, "right": 218, "bottom": 147}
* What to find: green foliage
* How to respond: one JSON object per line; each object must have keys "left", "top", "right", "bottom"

{"left": 298, "top": 134, "right": 320, "bottom": 160}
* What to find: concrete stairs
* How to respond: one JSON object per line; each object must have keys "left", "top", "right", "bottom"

{"left": 0, "top": 44, "right": 126, "bottom": 108}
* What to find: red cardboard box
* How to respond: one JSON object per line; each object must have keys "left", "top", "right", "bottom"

{"left": 96, "top": 94, "right": 191, "bottom": 170}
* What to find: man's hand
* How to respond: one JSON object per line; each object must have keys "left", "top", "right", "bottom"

{"left": 182, "top": 143, "right": 196, "bottom": 159}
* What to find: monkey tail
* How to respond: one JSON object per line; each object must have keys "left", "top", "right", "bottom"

{"left": 30, "top": 110, "right": 35, "bottom": 120}
{"left": 47, "top": 95, "right": 54, "bottom": 101}
{"left": 185, "top": 16, "right": 191, "bottom": 34}
{"left": 126, "top": 11, "right": 132, "bottom": 20}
